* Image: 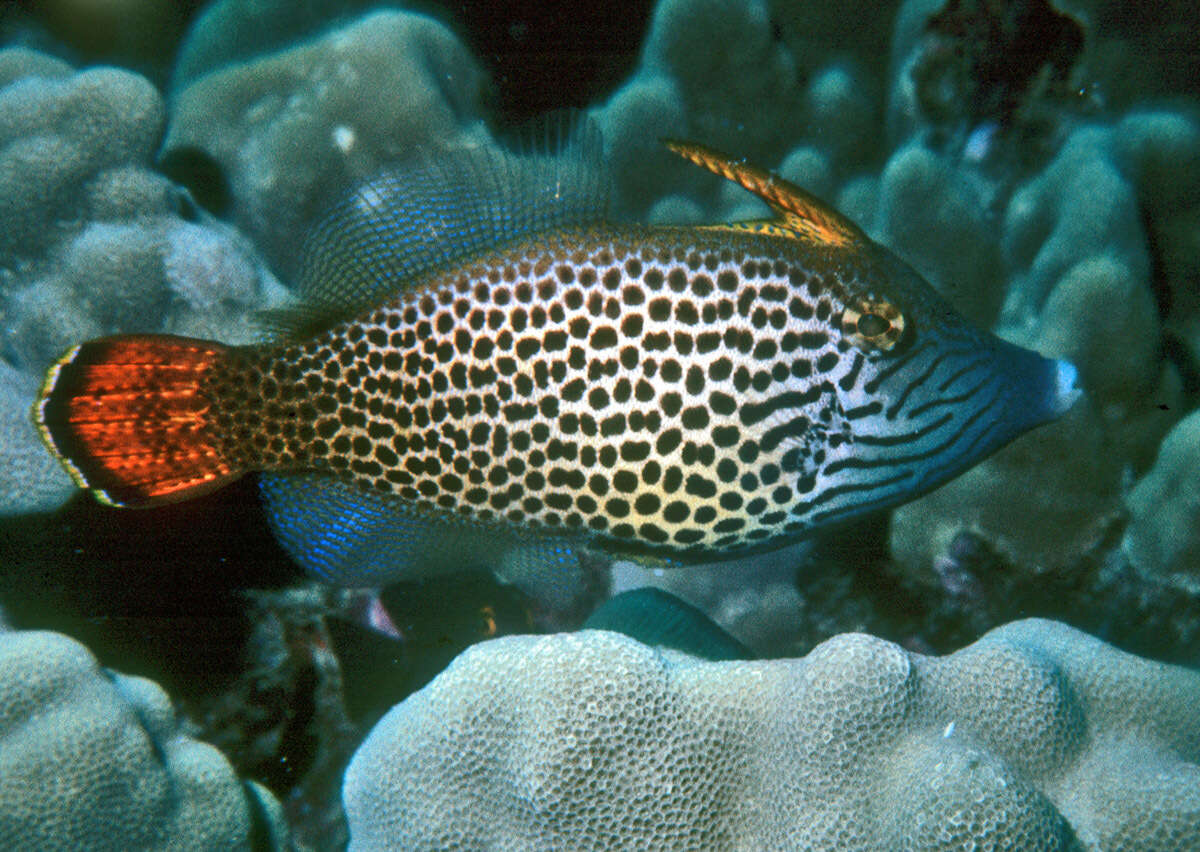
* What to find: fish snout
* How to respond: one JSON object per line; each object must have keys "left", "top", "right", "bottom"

{"left": 993, "top": 339, "right": 1082, "bottom": 433}
{"left": 1048, "top": 357, "right": 1083, "bottom": 417}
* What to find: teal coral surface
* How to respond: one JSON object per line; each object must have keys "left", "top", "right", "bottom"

{"left": 344, "top": 620, "right": 1200, "bottom": 850}
{"left": 0, "top": 629, "right": 290, "bottom": 850}
{"left": 0, "top": 0, "right": 1198, "bottom": 848}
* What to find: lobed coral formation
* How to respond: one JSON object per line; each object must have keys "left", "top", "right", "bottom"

{"left": 0, "top": 47, "right": 287, "bottom": 515}
{"left": 1122, "top": 410, "right": 1200, "bottom": 594}
{"left": 344, "top": 619, "right": 1200, "bottom": 850}
{"left": 871, "top": 3, "right": 1199, "bottom": 591}
{"left": 887, "top": 111, "right": 1191, "bottom": 581}
{"left": 593, "top": 0, "right": 887, "bottom": 219}
{"left": 165, "top": 9, "right": 492, "bottom": 280}
{"left": 0, "top": 629, "right": 290, "bottom": 850}
{"left": 170, "top": 0, "right": 384, "bottom": 91}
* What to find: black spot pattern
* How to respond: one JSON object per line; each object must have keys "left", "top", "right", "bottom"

{"left": 205, "top": 224, "right": 870, "bottom": 560}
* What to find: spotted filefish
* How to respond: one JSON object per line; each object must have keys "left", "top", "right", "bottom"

{"left": 35, "top": 133, "right": 1079, "bottom": 585}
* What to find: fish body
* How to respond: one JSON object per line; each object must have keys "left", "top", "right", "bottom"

{"left": 35, "top": 138, "right": 1080, "bottom": 580}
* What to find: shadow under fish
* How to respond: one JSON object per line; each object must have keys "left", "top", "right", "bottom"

{"left": 332, "top": 581, "right": 748, "bottom": 727}
{"left": 34, "top": 123, "right": 1081, "bottom": 594}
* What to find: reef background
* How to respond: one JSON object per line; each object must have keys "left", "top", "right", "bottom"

{"left": 1, "top": 1, "right": 1199, "bottom": 849}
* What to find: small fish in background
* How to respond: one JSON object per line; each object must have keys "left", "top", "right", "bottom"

{"left": 584, "top": 587, "right": 752, "bottom": 661}
{"left": 34, "top": 124, "right": 1081, "bottom": 588}
{"left": 330, "top": 579, "right": 744, "bottom": 726}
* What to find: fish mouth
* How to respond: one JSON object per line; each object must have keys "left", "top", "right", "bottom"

{"left": 986, "top": 339, "right": 1082, "bottom": 434}
{"left": 1005, "top": 348, "right": 1083, "bottom": 433}
{"left": 881, "top": 338, "right": 1082, "bottom": 498}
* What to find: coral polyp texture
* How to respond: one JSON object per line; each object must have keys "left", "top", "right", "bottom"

{"left": 0, "top": 630, "right": 290, "bottom": 851}
{"left": 0, "top": 47, "right": 287, "bottom": 515}
{"left": 344, "top": 619, "right": 1200, "bottom": 851}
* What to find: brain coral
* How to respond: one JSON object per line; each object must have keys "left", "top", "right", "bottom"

{"left": 344, "top": 619, "right": 1200, "bottom": 850}
{"left": 0, "top": 630, "right": 290, "bottom": 850}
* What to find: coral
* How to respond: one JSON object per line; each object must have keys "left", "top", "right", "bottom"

{"left": 888, "top": 0, "right": 1200, "bottom": 144}
{"left": 870, "top": 140, "right": 1005, "bottom": 325}
{"left": 164, "top": 10, "right": 492, "bottom": 280}
{"left": 0, "top": 364, "right": 73, "bottom": 515}
{"left": 767, "top": 0, "right": 900, "bottom": 85}
{"left": 171, "top": 0, "right": 382, "bottom": 90}
{"left": 1001, "top": 125, "right": 1148, "bottom": 330}
{"left": 640, "top": 0, "right": 799, "bottom": 148}
{"left": 0, "top": 51, "right": 161, "bottom": 264}
{"left": 0, "top": 47, "right": 287, "bottom": 514}
{"left": 862, "top": 5, "right": 1198, "bottom": 605}
{"left": 888, "top": 0, "right": 1086, "bottom": 144}
{"left": 343, "top": 619, "right": 1200, "bottom": 850}
{"left": 191, "top": 584, "right": 362, "bottom": 850}
{"left": 1122, "top": 411, "right": 1200, "bottom": 594}
{"left": 1113, "top": 108, "right": 1200, "bottom": 374}
{"left": 888, "top": 115, "right": 1186, "bottom": 578}
{"left": 593, "top": 0, "right": 887, "bottom": 218}
{"left": 1056, "top": 0, "right": 1200, "bottom": 107}
{"left": 0, "top": 629, "right": 290, "bottom": 850}
{"left": 592, "top": 75, "right": 688, "bottom": 214}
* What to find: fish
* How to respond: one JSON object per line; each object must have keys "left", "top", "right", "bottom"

{"left": 584, "top": 588, "right": 752, "bottom": 661}
{"left": 34, "top": 130, "right": 1081, "bottom": 586}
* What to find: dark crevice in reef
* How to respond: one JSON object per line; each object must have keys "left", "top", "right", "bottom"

{"left": 919, "top": 0, "right": 1085, "bottom": 130}
{"left": 795, "top": 517, "right": 1200, "bottom": 668}
{"left": 0, "top": 477, "right": 299, "bottom": 702}
{"left": 430, "top": 0, "right": 655, "bottom": 122}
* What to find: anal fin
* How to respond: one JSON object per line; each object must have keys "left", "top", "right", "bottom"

{"left": 259, "top": 472, "right": 589, "bottom": 610}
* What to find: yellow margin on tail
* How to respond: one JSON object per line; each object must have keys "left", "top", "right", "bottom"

{"left": 34, "top": 344, "right": 97, "bottom": 495}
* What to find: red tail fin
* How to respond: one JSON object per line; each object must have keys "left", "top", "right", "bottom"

{"left": 34, "top": 335, "right": 242, "bottom": 507}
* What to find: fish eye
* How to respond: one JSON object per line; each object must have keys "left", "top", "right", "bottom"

{"left": 857, "top": 312, "right": 889, "bottom": 337}
{"left": 843, "top": 301, "right": 905, "bottom": 352}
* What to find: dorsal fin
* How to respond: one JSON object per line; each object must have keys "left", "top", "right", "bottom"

{"left": 270, "top": 116, "right": 609, "bottom": 339}
{"left": 664, "top": 139, "right": 864, "bottom": 249}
